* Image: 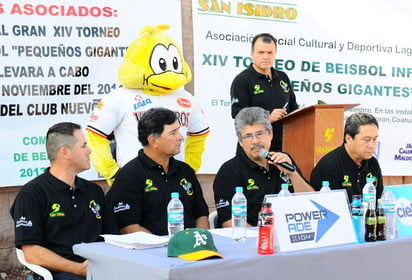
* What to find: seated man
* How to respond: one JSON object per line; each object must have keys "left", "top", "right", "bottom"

{"left": 213, "top": 107, "right": 313, "bottom": 227}
{"left": 310, "top": 112, "right": 383, "bottom": 202}
{"left": 105, "top": 107, "right": 209, "bottom": 235}
{"left": 10, "top": 122, "right": 106, "bottom": 280}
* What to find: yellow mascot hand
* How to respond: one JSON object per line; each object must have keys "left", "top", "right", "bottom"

{"left": 184, "top": 132, "right": 209, "bottom": 173}
{"left": 86, "top": 130, "right": 120, "bottom": 186}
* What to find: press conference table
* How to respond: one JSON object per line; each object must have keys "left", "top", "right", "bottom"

{"left": 73, "top": 232, "right": 412, "bottom": 280}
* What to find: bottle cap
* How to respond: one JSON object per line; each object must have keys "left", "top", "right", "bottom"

{"left": 171, "top": 192, "right": 179, "bottom": 198}
{"left": 281, "top": 183, "right": 288, "bottom": 189}
{"left": 235, "top": 186, "right": 243, "bottom": 192}
{"left": 262, "top": 202, "right": 272, "bottom": 208}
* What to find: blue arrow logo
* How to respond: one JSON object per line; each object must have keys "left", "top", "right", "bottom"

{"left": 310, "top": 200, "right": 340, "bottom": 242}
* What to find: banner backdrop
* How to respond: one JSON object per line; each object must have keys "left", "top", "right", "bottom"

{"left": 0, "top": 0, "right": 182, "bottom": 187}
{"left": 192, "top": 0, "right": 412, "bottom": 175}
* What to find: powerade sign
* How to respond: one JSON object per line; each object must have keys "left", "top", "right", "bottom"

{"left": 386, "top": 184, "right": 412, "bottom": 236}
{"left": 265, "top": 190, "right": 356, "bottom": 252}
{"left": 285, "top": 200, "right": 340, "bottom": 244}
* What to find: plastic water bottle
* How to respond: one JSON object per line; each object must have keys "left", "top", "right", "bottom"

{"left": 167, "top": 192, "right": 184, "bottom": 237}
{"left": 351, "top": 195, "right": 364, "bottom": 243}
{"left": 381, "top": 186, "right": 398, "bottom": 239}
{"left": 362, "top": 177, "right": 376, "bottom": 210}
{"left": 320, "top": 181, "right": 331, "bottom": 192}
{"left": 231, "top": 186, "right": 247, "bottom": 242}
{"left": 278, "top": 183, "right": 291, "bottom": 197}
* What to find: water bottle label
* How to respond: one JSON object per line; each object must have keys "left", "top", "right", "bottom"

{"left": 352, "top": 209, "right": 363, "bottom": 216}
{"left": 232, "top": 205, "right": 246, "bottom": 215}
{"left": 384, "top": 203, "right": 395, "bottom": 214}
{"left": 168, "top": 211, "right": 184, "bottom": 223}
{"left": 362, "top": 193, "right": 375, "bottom": 203}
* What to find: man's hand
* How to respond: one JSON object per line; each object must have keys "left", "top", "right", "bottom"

{"left": 269, "top": 108, "right": 287, "bottom": 123}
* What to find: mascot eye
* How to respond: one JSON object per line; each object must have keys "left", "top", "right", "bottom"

{"left": 173, "top": 57, "right": 179, "bottom": 70}
{"left": 150, "top": 44, "right": 183, "bottom": 74}
{"left": 159, "top": 58, "right": 167, "bottom": 71}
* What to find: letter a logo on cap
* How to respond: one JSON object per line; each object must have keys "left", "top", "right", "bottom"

{"left": 193, "top": 231, "right": 207, "bottom": 248}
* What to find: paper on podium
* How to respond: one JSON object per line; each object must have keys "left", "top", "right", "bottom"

{"left": 101, "top": 231, "right": 169, "bottom": 249}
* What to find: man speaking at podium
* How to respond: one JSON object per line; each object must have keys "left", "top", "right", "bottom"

{"left": 230, "top": 33, "right": 299, "bottom": 152}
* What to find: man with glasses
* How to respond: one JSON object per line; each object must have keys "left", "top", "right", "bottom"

{"left": 104, "top": 107, "right": 209, "bottom": 235}
{"left": 213, "top": 107, "right": 313, "bottom": 228}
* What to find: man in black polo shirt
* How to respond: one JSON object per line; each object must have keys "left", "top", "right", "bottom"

{"left": 231, "top": 33, "right": 299, "bottom": 152}
{"left": 213, "top": 107, "right": 313, "bottom": 227}
{"left": 310, "top": 112, "right": 384, "bottom": 202}
{"left": 10, "top": 122, "right": 105, "bottom": 280}
{"left": 105, "top": 107, "right": 209, "bottom": 236}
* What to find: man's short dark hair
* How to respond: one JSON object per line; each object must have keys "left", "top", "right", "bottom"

{"left": 251, "top": 33, "right": 277, "bottom": 51}
{"left": 46, "top": 122, "right": 81, "bottom": 162}
{"left": 138, "top": 107, "right": 177, "bottom": 147}
{"left": 344, "top": 113, "right": 379, "bottom": 143}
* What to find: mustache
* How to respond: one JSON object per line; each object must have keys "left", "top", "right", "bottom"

{"left": 251, "top": 144, "right": 265, "bottom": 151}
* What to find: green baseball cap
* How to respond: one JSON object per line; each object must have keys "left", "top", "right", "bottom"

{"left": 167, "top": 228, "right": 223, "bottom": 261}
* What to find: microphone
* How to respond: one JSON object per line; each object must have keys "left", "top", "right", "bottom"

{"left": 259, "top": 149, "right": 296, "bottom": 172}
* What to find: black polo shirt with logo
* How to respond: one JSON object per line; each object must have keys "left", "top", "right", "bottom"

{"left": 231, "top": 65, "right": 299, "bottom": 151}
{"left": 10, "top": 168, "right": 105, "bottom": 263}
{"left": 213, "top": 149, "right": 301, "bottom": 227}
{"left": 105, "top": 149, "right": 209, "bottom": 236}
{"left": 310, "top": 145, "right": 384, "bottom": 202}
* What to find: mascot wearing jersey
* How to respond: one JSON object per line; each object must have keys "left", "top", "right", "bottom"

{"left": 86, "top": 24, "right": 210, "bottom": 185}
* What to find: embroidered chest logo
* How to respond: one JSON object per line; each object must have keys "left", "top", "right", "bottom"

{"left": 180, "top": 178, "right": 193, "bottom": 195}
{"left": 253, "top": 84, "right": 264, "bottom": 95}
{"left": 49, "top": 203, "right": 65, "bottom": 218}
{"left": 89, "top": 200, "right": 102, "bottom": 219}
{"left": 246, "top": 178, "right": 259, "bottom": 191}
{"left": 279, "top": 80, "right": 290, "bottom": 93}
{"left": 145, "top": 179, "right": 158, "bottom": 192}
{"left": 342, "top": 175, "right": 352, "bottom": 187}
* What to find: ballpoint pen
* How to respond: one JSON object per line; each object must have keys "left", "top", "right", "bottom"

{"left": 282, "top": 102, "right": 288, "bottom": 109}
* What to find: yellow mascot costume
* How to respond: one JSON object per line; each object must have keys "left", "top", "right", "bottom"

{"left": 86, "top": 24, "right": 210, "bottom": 185}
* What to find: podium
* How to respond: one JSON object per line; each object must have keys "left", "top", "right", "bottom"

{"left": 282, "top": 103, "right": 359, "bottom": 180}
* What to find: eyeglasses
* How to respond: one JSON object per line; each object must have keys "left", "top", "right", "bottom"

{"left": 240, "top": 130, "right": 268, "bottom": 142}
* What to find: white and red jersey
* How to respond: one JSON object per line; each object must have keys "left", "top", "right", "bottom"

{"left": 87, "top": 87, "right": 209, "bottom": 167}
